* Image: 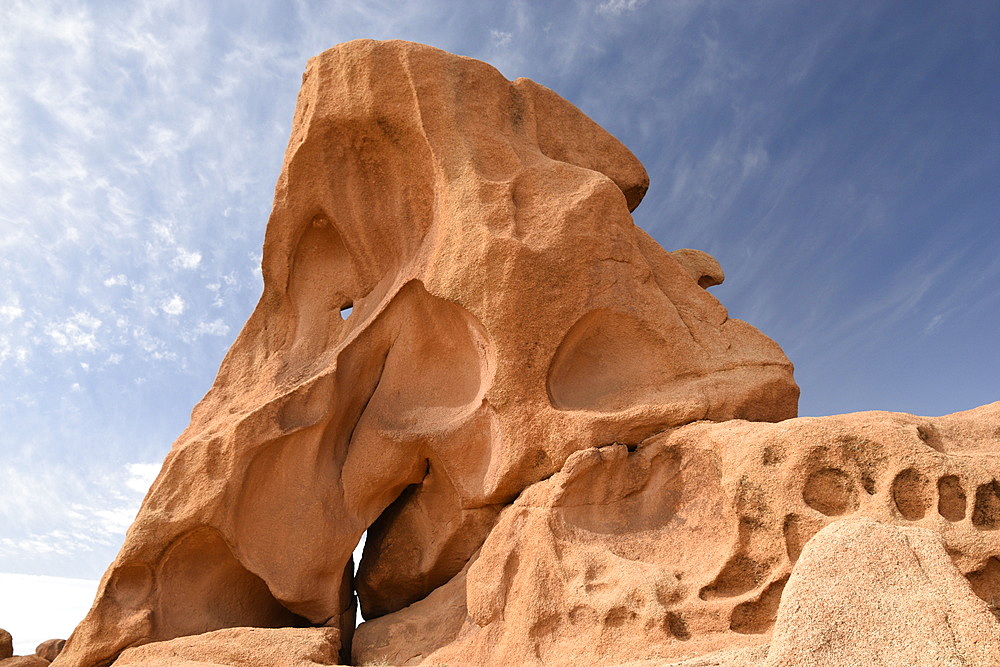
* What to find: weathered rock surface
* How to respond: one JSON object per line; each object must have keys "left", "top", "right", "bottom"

{"left": 34, "top": 641, "right": 64, "bottom": 663}
{"left": 54, "top": 38, "right": 795, "bottom": 667}
{"left": 0, "top": 656, "right": 51, "bottom": 667}
{"left": 50, "top": 38, "right": 1000, "bottom": 667}
{"left": 0, "top": 630, "right": 11, "bottom": 660}
{"left": 111, "top": 627, "right": 340, "bottom": 667}
{"left": 353, "top": 402, "right": 1000, "bottom": 665}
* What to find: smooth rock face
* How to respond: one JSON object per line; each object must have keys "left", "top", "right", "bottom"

{"left": 55, "top": 39, "right": 796, "bottom": 667}
{"left": 765, "top": 518, "right": 1000, "bottom": 666}
{"left": 111, "top": 627, "right": 340, "bottom": 667}
{"left": 353, "top": 403, "right": 1000, "bottom": 666}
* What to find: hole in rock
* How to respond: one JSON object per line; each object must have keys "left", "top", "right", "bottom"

{"left": 938, "top": 475, "right": 967, "bottom": 522}
{"left": 966, "top": 558, "right": 1000, "bottom": 620}
{"left": 730, "top": 576, "right": 789, "bottom": 634}
{"left": 973, "top": 481, "right": 1000, "bottom": 529}
{"left": 351, "top": 530, "right": 367, "bottom": 625}
{"left": 891, "top": 468, "right": 931, "bottom": 521}
{"left": 340, "top": 304, "right": 353, "bottom": 320}
{"left": 802, "top": 467, "right": 858, "bottom": 516}
{"left": 665, "top": 611, "right": 690, "bottom": 640}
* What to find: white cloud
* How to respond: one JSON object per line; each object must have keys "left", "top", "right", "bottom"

{"left": 491, "top": 29, "right": 513, "bottom": 47}
{"left": 45, "top": 312, "right": 102, "bottom": 352}
{"left": 0, "top": 460, "right": 163, "bottom": 582}
{"left": 171, "top": 247, "right": 202, "bottom": 270}
{"left": 102, "top": 274, "right": 128, "bottom": 287}
{"left": 160, "top": 294, "right": 185, "bottom": 315}
{"left": 597, "top": 0, "right": 648, "bottom": 16}
{"left": 0, "top": 302, "right": 24, "bottom": 322}
{"left": 124, "top": 462, "right": 160, "bottom": 495}
{"left": 194, "top": 319, "right": 230, "bottom": 336}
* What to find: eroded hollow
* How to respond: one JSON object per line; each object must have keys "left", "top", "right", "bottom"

{"left": 938, "top": 475, "right": 967, "bottom": 522}
{"left": 802, "top": 467, "right": 858, "bottom": 516}
{"left": 966, "top": 558, "right": 1000, "bottom": 620}
{"left": 973, "top": 481, "right": 1000, "bottom": 530}
{"left": 729, "top": 576, "right": 789, "bottom": 634}
{"left": 547, "top": 309, "right": 675, "bottom": 411}
{"left": 891, "top": 468, "right": 931, "bottom": 521}
{"left": 699, "top": 555, "right": 771, "bottom": 601}
{"left": 157, "top": 526, "right": 309, "bottom": 640}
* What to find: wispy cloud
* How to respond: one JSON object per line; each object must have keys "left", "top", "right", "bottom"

{"left": 490, "top": 29, "right": 513, "bottom": 47}
{"left": 0, "top": 460, "right": 159, "bottom": 578}
{"left": 596, "top": 0, "right": 648, "bottom": 16}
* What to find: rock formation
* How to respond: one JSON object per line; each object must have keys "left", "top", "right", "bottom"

{"left": 33, "top": 642, "right": 64, "bottom": 664}
{"left": 0, "top": 630, "right": 11, "bottom": 661}
{"left": 48, "top": 39, "right": 1000, "bottom": 666}
{"left": 353, "top": 403, "right": 1000, "bottom": 665}
{"left": 0, "top": 632, "right": 66, "bottom": 667}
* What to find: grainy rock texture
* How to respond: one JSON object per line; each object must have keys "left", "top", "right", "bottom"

{"left": 0, "top": 630, "right": 11, "bottom": 661}
{"left": 0, "top": 656, "right": 51, "bottom": 667}
{"left": 354, "top": 403, "right": 1000, "bottom": 665}
{"left": 111, "top": 627, "right": 340, "bottom": 667}
{"left": 764, "top": 518, "right": 1000, "bottom": 666}
{"left": 50, "top": 39, "right": 1000, "bottom": 667}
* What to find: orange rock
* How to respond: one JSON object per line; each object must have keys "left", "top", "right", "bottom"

{"left": 0, "top": 656, "right": 51, "bottom": 666}
{"left": 33, "top": 641, "right": 64, "bottom": 663}
{"left": 0, "top": 630, "right": 11, "bottom": 660}
{"left": 764, "top": 518, "right": 1000, "bottom": 666}
{"left": 354, "top": 403, "right": 1000, "bottom": 665}
{"left": 56, "top": 39, "right": 795, "bottom": 667}
{"left": 111, "top": 627, "right": 341, "bottom": 667}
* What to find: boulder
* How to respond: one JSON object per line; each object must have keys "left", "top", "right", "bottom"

{"left": 0, "top": 630, "right": 11, "bottom": 660}
{"left": 33, "top": 641, "right": 64, "bottom": 663}
{"left": 0, "top": 656, "right": 51, "bottom": 667}
{"left": 111, "top": 627, "right": 340, "bottom": 667}
{"left": 765, "top": 518, "right": 1000, "bottom": 666}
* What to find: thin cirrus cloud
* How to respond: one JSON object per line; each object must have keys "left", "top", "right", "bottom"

{"left": 0, "top": 0, "right": 996, "bottom": 643}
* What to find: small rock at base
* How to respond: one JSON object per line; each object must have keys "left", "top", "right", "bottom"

{"left": 0, "top": 655, "right": 52, "bottom": 666}
{"left": 0, "top": 629, "right": 12, "bottom": 660}
{"left": 35, "top": 639, "right": 65, "bottom": 662}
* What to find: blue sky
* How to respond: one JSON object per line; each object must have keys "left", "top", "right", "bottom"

{"left": 0, "top": 0, "right": 997, "bottom": 646}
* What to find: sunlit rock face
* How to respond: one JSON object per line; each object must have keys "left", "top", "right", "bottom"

{"left": 354, "top": 403, "right": 1000, "bottom": 666}
{"left": 55, "top": 39, "right": 804, "bottom": 666}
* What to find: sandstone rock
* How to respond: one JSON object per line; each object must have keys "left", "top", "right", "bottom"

{"left": 669, "top": 249, "right": 725, "bottom": 288}
{"left": 53, "top": 36, "right": 998, "bottom": 667}
{"left": 0, "top": 630, "right": 11, "bottom": 660}
{"left": 354, "top": 402, "right": 1000, "bottom": 665}
{"left": 0, "top": 656, "right": 51, "bottom": 667}
{"left": 56, "top": 39, "right": 796, "bottom": 667}
{"left": 33, "top": 641, "right": 64, "bottom": 663}
{"left": 110, "top": 627, "right": 340, "bottom": 667}
{"left": 764, "top": 518, "right": 1000, "bottom": 666}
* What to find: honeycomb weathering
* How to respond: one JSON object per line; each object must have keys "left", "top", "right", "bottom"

{"left": 52, "top": 40, "right": 1000, "bottom": 667}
